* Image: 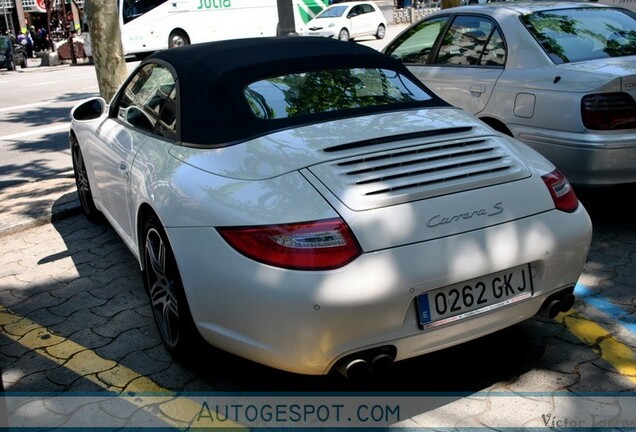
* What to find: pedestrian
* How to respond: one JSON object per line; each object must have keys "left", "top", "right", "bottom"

{"left": 35, "top": 25, "right": 48, "bottom": 51}
{"left": 25, "top": 26, "right": 35, "bottom": 58}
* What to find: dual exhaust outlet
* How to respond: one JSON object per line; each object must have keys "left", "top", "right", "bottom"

{"left": 335, "top": 347, "right": 396, "bottom": 380}
{"left": 537, "top": 287, "right": 576, "bottom": 319}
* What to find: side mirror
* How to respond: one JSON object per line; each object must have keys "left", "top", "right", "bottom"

{"left": 72, "top": 97, "right": 107, "bottom": 121}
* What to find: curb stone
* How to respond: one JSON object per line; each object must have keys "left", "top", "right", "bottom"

{"left": 0, "top": 174, "right": 82, "bottom": 238}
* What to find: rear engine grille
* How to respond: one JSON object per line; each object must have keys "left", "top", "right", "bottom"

{"left": 309, "top": 136, "right": 530, "bottom": 210}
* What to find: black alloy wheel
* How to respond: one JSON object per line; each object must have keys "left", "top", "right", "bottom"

{"left": 71, "top": 138, "right": 100, "bottom": 221}
{"left": 143, "top": 215, "right": 198, "bottom": 354}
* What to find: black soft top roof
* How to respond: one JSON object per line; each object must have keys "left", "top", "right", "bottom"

{"left": 144, "top": 37, "right": 447, "bottom": 147}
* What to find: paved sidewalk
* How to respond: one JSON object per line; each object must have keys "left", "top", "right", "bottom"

{"left": 0, "top": 174, "right": 80, "bottom": 238}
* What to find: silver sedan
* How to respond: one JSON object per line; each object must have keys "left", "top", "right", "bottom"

{"left": 384, "top": 2, "right": 636, "bottom": 186}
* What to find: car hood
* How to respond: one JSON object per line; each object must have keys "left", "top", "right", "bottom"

{"left": 558, "top": 56, "right": 636, "bottom": 96}
{"left": 306, "top": 17, "right": 342, "bottom": 30}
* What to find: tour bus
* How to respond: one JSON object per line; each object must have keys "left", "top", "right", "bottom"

{"left": 117, "top": 0, "right": 331, "bottom": 55}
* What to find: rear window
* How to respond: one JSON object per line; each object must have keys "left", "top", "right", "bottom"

{"left": 244, "top": 68, "right": 433, "bottom": 120}
{"left": 521, "top": 7, "right": 636, "bottom": 64}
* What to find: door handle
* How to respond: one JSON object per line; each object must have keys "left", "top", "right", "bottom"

{"left": 119, "top": 162, "right": 130, "bottom": 180}
{"left": 469, "top": 85, "right": 486, "bottom": 95}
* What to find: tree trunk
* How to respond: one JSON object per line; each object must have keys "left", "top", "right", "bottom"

{"left": 84, "top": 0, "right": 128, "bottom": 101}
{"left": 441, "top": 0, "right": 461, "bottom": 9}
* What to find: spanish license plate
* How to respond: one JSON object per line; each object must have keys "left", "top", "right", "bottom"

{"left": 416, "top": 264, "right": 533, "bottom": 329}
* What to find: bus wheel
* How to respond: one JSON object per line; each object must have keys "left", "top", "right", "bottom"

{"left": 169, "top": 30, "right": 190, "bottom": 49}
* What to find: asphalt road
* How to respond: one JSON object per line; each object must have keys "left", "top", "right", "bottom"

{"left": 1, "top": 28, "right": 635, "bottom": 429}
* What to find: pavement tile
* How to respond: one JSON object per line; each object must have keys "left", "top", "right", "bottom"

{"left": 146, "top": 362, "right": 199, "bottom": 392}
{"left": 48, "top": 291, "right": 108, "bottom": 317}
{"left": 25, "top": 308, "right": 65, "bottom": 328}
{"left": 89, "top": 248, "right": 138, "bottom": 271}
{"left": 44, "top": 337, "right": 91, "bottom": 361}
{"left": 6, "top": 370, "right": 67, "bottom": 392}
{"left": 119, "top": 350, "right": 172, "bottom": 377}
{"left": 144, "top": 344, "right": 175, "bottom": 364}
{"left": 48, "top": 276, "right": 95, "bottom": 300}
{"left": 48, "top": 308, "right": 110, "bottom": 337}
{"left": 64, "top": 349, "right": 118, "bottom": 376}
{"left": 566, "top": 360, "right": 635, "bottom": 392}
{"left": 94, "top": 328, "right": 162, "bottom": 363}
{"left": 505, "top": 369, "right": 579, "bottom": 392}
{"left": 538, "top": 336, "right": 602, "bottom": 375}
{"left": 19, "top": 327, "right": 66, "bottom": 350}
{"left": 6, "top": 291, "right": 66, "bottom": 319}
{"left": 90, "top": 275, "right": 143, "bottom": 301}
{"left": 44, "top": 364, "right": 96, "bottom": 389}
{"left": 88, "top": 261, "right": 139, "bottom": 285}
{"left": 91, "top": 291, "right": 149, "bottom": 318}
{"left": 92, "top": 309, "right": 155, "bottom": 339}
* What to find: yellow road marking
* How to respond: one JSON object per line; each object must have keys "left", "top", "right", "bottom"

{"left": 0, "top": 305, "right": 244, "bottom": 429}
{"left": 557, "top": 310, "right": 636, "bottom": 384}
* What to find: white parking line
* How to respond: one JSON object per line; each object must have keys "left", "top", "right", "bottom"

{"left": 23, "top": 81, "right": 60, "bottom": 87}
{"left": 0, "top": 124, "right": 69, "bottom": 141}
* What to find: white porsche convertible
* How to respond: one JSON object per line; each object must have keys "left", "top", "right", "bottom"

{"left": 70, "top": 37, "right": 592, "bottom": 378}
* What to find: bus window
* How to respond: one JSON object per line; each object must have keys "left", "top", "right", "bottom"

{"left": 122, "top": 0, "right": 168, "bottom": 24}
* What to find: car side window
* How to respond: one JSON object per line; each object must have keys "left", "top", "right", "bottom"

{"left": 480, "top": 28, "right": 506, "bottom": 66}
{"left": 116, "top": 63, "right": 177, "bottom": 139}
{"left": 385, "top": 17, "right": 449, "bottom": 64}
{"left": 361, "top": 4, "right": 375, "bottom": 14}
{"left": 349, "top": 5, "right": 363, "bottom": 17}
{"left": 435, "top": 15, "right": 501, "bottom": 66}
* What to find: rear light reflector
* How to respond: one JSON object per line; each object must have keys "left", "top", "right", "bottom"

{"left": 581, "top": 92, "right": 636, "bottom": 130}
{"left": 541, "top": 170, "right": 578, "bottom": 213}
{"left": 218, "top": 218, "right": 362, "bottom": 270}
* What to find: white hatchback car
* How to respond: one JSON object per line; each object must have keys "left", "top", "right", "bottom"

{"left": 70, "top": 37, "right": 592, "bottom": 378}
{"left": 301, "top": 1, "right": 387, "bottom": 41}
{"left": 384, "top": 3, "right": 636, "bottom": 186}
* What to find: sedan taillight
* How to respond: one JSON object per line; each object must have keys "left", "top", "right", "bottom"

{"left": 542, "top": 170, "right": 578, "bottom": 213}
{"left": 218, "top": 218, "right": 362, "bottom": 270}
{"left": 581, "top": 92, "right": 636, "bottom": 130}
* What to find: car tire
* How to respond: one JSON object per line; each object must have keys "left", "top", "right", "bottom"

{"left": 375, "top": 24, "right": 386, "bottom": 40}
{"left": 142, "top": 215, "right": 200, "bottom": 355}
{"left": 168, "top": 30, "right": 190, "bottom": 49}
{"left": 71, "top": 136, "right": 101, "bottom": 221}
{"left": 338, "top": 28, "right": 350, "bottom": 42}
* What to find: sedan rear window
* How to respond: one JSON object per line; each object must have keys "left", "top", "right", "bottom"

{"left": 244, "top": 68, "right": 433, "bottom": 120}
{"left": 521, "top": 7, "right": 636, "bottom": 64}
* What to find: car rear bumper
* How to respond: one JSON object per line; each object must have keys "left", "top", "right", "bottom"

{"left": 167, "top": 206, "right": 592, "bottom": 375}
{"left": 515, "top": 127, "right": 636, "bottom": 186}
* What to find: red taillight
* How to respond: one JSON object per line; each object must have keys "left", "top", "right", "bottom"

{"left": 541, "top": 170, "right": 578, "bottom": 213}
{"left": 218, "top": 218, "right": 362, "bottom": 270}
{"left": 581, "top": 92, "right": 636, "bottom": 130}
